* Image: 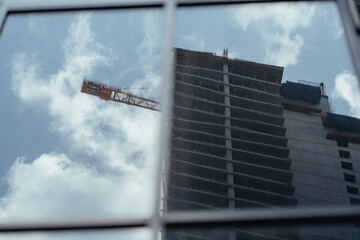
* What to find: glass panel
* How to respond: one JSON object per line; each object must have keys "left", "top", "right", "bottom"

{"left": 1, "top": 228, "right": 151, "bottom": 240}
{"left": 166, "top": 1, "right": 360, "bottom": 213}
{"left": 0, "top": 9, "right": 163, "bottom": 222}
{"left": 165, "top": 223, "right": 360, "bottom": 240}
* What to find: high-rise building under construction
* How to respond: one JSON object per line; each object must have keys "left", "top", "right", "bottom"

{"left": 165, "top": 48, "right": 360, "bottom": 239}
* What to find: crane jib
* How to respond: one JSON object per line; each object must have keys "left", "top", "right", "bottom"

{"left": 80, "top": 79, "right": 160, "bottom": 111}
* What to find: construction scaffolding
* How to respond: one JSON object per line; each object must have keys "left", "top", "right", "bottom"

{"left": 166, "top": 48, "right": 297, "bottom": 240}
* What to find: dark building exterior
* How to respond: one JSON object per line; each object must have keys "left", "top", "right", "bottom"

{"left": 281, "top": 82, "right": 360, "bottom": 239}
{"left": 165, "top": 48, "right": 360, "bottom": 239}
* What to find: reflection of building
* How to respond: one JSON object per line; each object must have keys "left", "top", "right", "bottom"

{"left": 356, "top": 0, "right": 360, "bottom": 16}
{"left": 165, "top": 48, "right": 360, "bottom": 239}
{"left": 282, "top": 82, "right": 360, "bottom": 239}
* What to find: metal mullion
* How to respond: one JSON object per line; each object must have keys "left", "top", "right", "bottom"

{"left": 0, "top": 0, "right": 6, "bottom": 37}
{"left": 1, "top": 0, "right": 360, "bottom": 237}
{"left": 0, "top": 0, "right": 168, "bottom": 237}
{"left": 337, "top": 0, "right": 360, "bottom": 82}
{"left": 2, "top": 205, "right": 359, "bottom": 233}
{"left": 177, "top": 0, "right": 332, "bottom": 7}
{"left": 154, "top": 0, "right": 176, "bottom": 240}
{"left": 4, "top": 0, "right": 163, "bottom": 14}
{"left": 164, "top": 205, "right": 360, "bottom": 228}
{"left": 0, "top": 218, "right": 150, "bottom": 233}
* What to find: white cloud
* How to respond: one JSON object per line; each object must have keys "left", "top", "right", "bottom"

{"left": 333, "top": 19, "right": 344, "bottom": 40}
{"left": 5, "top": 13, "right": 161, "bottom": 222}
{"left": 0, "top": 153, "right": 147, "bottom": 222}
{"left": 230, "top": 2, "right": 316, "bottom": 67}
{"left": 332, "top": 71, "right": 360, "bottom": 117}
{"left": 182, "top": 31, "right": 206, "bottom": 52}
{"left": 134, "top": 11, "right": 162, "bottom": 99}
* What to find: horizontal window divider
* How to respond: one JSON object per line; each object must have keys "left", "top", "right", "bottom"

{"left": 6, "top": 1, "right": 164, "bottom": 14}
{"left": 177, "top": 0, "right": 331, "bottom": 7}
{"left": 164, "top": 205, "right": 360, "bottom": 228}
{"left": 0, "top": 218, "right": 149, "bottom": 233}
{"left": 2, "top": 205, "right": 360, "bottom": 233}
{"left": 174, "top": 105, "right": 285, "bottom": 128}
{"left": 173, "top": 126, "right": 288, "bottom": 150}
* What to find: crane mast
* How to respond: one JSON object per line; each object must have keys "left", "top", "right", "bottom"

{"left": 81, "top": 79, "right": 160, "bottom": 111}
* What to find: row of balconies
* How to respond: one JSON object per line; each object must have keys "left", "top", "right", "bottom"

{"left": 231, "top": 138, "right": 289, "bottom": 159}
{"left": 231, "top": 106, "right": 284, "bottom": 126}
{"left": 174, "top": 106, "right": 225, "bottom": 124}
{"left": 229, "top": 74, "right": 280, "bottom": 95}
{"left": 229, "top": 87, "right": 280, "bottom": 105}
{"left": 168, "top": 185, "right": 269, "bottom": 210}
{"left": 231, "top": 127, "right": 287, "bottom": 148}
{"left": 166, "top": 228, "right": 231, "bottom": 240}
{"left": 176, "top": 64, "right": 224, "bottom": 82}
{"left": 170, "top": 160, "right": 294, "bottom": 195}
{"left": 166, "top": 218, "right": 296, "bottom": 240}
{"left": 176, "top": 72, "right": 224, "bottom": 92}
{"left": 174, "top": 87, "right": 283, "bottom": 118}
{"left": 228, "top": 61, "right": 283, "bottom": 85}
{"left": 172, "top": 128, "right": 288, "bottom": 159}
{"left": 172, "top": 138, "right": 291, "bottom": 171}
{"left": 175, "top": 81, "right": 224, "bottom": 103}
{"left": 175, "top": 72, "right": 281, "bottom": 105}
{"left": 174, "top": 92, "right": 225, "bottom": 115}
{"left": 232, "top": 148, "right": 291, "bottom": 171}
{"left": 171, "top": 148, "right": 292, "bottom": 181}
{"left": 168, "top": 175, "right": 296, "bottom": 209}
{"left": 173, "top": 117, "right": 287, "bottom": 148}
{"left": 176, "top": 63, "right": 281, "bottom": 95}
{"left": 233, "top": 226, "right": 299, "bottom": 240}
{"left": 173, "top": 106, "right": 286, "bottom": 135}
{"left": 172, "top": 137, "right": 226, "bottom": 158}
{"left": 166, "top": 197, "right": 215, "bottom": 211}
{"left": 230, "top": 96, "right": 282, "bottom": 116}
{"left": 231, "top": 118, "right": 286, "bottom": 137}
{"left": 172, "top": 127, "right": 226, "bottom": 146}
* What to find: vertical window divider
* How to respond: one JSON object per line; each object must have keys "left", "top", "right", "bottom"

{"left": 155, "top": 0, "right": 176, "bottom": 239}
{"left": 0, "top": 0, "right": 360, "bottom": 237}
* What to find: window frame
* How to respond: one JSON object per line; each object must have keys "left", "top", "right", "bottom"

{"left": 337, "top": 140, "right": 349, "bottom": 147}
{"left": 1, "top": 0, "right": 360, "bottom": 239}
{"left": 339, "top": 149, "right": 351, "bottom": 158}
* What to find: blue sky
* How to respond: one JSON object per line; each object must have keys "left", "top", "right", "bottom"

{"left": 0, "top": 1, "right": 359, "bottom": 235}
{"left": 0, "top": 9, "right": 163, "bottom": 230}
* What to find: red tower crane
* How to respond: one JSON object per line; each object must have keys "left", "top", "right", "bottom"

{"left": 80, "top": 79, "right": 160, "bottom": 111}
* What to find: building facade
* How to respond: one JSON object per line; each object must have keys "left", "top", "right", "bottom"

{"left": 165, "top": 48, "right": 360, "bottom": 239}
